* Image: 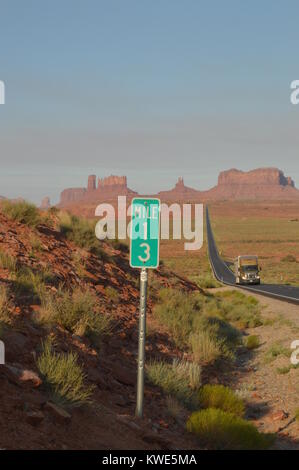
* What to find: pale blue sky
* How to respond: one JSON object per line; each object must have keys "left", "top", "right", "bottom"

{"left": 0, "top": 0, "right": 298, "bottom": 203}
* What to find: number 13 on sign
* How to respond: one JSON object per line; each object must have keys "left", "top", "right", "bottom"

{"left": 130, "top": 198, "right": 160, "bottom": 269}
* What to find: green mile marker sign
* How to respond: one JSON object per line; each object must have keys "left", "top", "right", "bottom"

{"left": 130, "top": 198, "right": 161, "bottom": 269}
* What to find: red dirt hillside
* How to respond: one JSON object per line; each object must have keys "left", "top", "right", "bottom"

{"left": 0, "top": 204, "right": 199, "bottom": 450}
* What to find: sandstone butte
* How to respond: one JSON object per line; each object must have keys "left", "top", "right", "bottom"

{"left": 59, "top": 175, "right": 137, "bottom": 206}
{"left": 57, "top": 168, "right": 299, "bottom": 211}
{"left": 40, "top": 197, "right": 51, "bottom": 210}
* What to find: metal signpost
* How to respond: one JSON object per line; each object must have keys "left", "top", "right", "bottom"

{"left": 130, "top": 198, "right": 161, "bottom": 418}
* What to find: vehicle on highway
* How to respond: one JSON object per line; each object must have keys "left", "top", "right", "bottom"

{"left": 234, "top": 255, "right": 261, "bottom": 285}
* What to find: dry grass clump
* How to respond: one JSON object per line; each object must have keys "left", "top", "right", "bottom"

{"left": 105, "top": 286, "right": 119, "bottom": 303}
{"left": 13, "top": 267, "right": 49, "bottom": 302}
{"left": 37, "top": 339, "right": 94, "bottom": 407}
{"left": 0, "top": 250, "right": 17, "bottom": 272}
{"left": 193, "top": 275, "right": 221, "bottom": 289}
{"left": 263, "top": 341, "right": 290, "bottom": 364}
{"left": 189, "top": 331, "right": 225, "bottom": 364}
{"left": 38, "top": 287, "right": 111, "bottom": 346}
{"left": 153, "top": 288, "right": 240, "bottom": 364}
{"left": 58, "top": 212, "right": 108, "bottom": 260}
{"left": 165, "top": 396, "right": 184, "bottom": 421}
{"left": 0, "top": 284, "right": 12, "bottom": 326}
{"left": 187, "top": 408, "right": 274, "bottom": 449}
{"left": 207, "top": 290, "right": 263, "bottom": 329}
{"left": 146, "top": 359, "right": 201, "bottom": 408}
{"left": 246, "top": 335, "right": 260, "bottom": 350}
{"left": 197, "top": 384, "right": 245, "bottom": 417}
{"left": 1, "top": 200, "right": 42, "bottom": 227}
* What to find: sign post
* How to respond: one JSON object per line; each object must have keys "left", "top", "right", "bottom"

{"left": 130, "top": 198, "right": 160, "bottom": 418}
{"left": 136, "top": 266, "right": 147, "bottom": 418}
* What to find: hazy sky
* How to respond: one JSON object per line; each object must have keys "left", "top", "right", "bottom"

{"left": 0, "top": 0, "right": 299, "bottom": 204}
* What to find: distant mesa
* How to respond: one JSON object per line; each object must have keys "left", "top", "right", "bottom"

{"left": 158, "top": 168, "right": 298, "bottom": 202}
{"left": 218, "top": 168, "right": 295, "bottom": 188}
{"left": 58, "top": 167, "right": 299, "bottom": 210}
{"left": 210, "top": 167, "right": 298, "bottom": 201}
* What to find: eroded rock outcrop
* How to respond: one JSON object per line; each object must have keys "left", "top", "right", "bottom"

{"left": 60, "top": 188, "right": 87, "bottom": 205}
{"left": 40, "top": 197, "right": 51, "bottom": 210}
{"left": 158, "top": 177, "right": 200, "bottom": 201}
{"left": 59, "top": 175, "right": 136, "bottom": 207}
{"left": 98, "top": 175, "right": 127, "bottom": 188}
{"left": 87, "top": 175, "right": 96, "bottom": 191}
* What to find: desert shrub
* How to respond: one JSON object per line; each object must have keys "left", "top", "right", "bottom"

{"left": 105, "top": 286, "right": 119, "bottom": 302}
{"left": 110, "top": 239, "right": 129, "bottom": 254}
{"left": 197, "top": 384, "right": 245, "bottom": 417}
{"left": 186, "top": 360, "right": 202, "bottom": 391}
{"left": 37, "top": 340, "right": 94, "bottom": 407}
{"left": 38, "top": 288, "right": 111, "bottom": 345}
{"left": 189, "top": 331, "right": 225, "bottom": 364}
{"left": 276, "top": 366, "right": 291, "bottom": 375}
{"left": 194, "top": 275, "right": 220, "bottom": 289}
{"left": 29, "top": 234, "right": 42, "bottom": 252}
{"left": 186, "top": 408, "right": 274, "bottom": 449}
{"left": 193, "top": 315, "right": 240, "bottom": 350}
{"left": 48, "top": 206, "right": 59, "bottom": 215}
{"left": 246, "top": 335, "right": 260, "bottom": 350}
{"left": 39, "top": 267, "right": 55, "bottom": 284}
{"left": 13, "top": 268, "right": 47, "bottom": 302}
{"left": 58, "top": 212, "right": 108, "bottom": 260}
{"left": 190, "top": 315, "right": 239, "bottom": 364}
{"left": 154, "top": 288, "right": 239, "bottom": 363}
{"left": 263, "top": 342, "right": 290, "bottom": 363}
{"left": 281, "top": 255, "right": 297, "bottom": 263}
{"left": 71, "top": 251, "right": 86, "bottom": 277}
{"left": 146, "top": 359, "right": 201, "bottom": 408}
{"left": 0, "top": 250, "right": 16, "bottom": 272}
{"left": 211, "top": 290, "right": 262, "bottom": 329}
{"left": 153, "top": 289, "right": 203, "bottom": 347}
{"left": 0, "top": 285, "right": 11, "bottom": 325}
{"left": 1, "top": 200, "right": 42, "bottom": 227}
{"left": 165, "top": 396, "right": 184, "bottom": 421}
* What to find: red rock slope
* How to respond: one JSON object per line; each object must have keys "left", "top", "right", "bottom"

{"left": 0, "top": 209, "right": 199, "bottom": 450}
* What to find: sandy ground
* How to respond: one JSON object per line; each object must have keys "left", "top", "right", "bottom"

{"left": 209, "top": 286, "right": 299, "bottom": 449}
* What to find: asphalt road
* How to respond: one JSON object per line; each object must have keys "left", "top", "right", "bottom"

{"left": 206, "top": 207, "right": 299, "bottom": 305}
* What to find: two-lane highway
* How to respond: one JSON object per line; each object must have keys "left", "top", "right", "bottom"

{"left": 206, "top": 207, "right": 299, "bottom": 305}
